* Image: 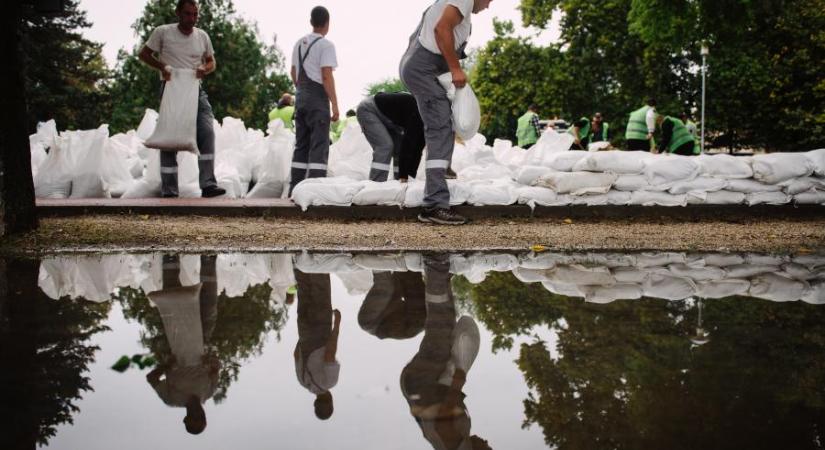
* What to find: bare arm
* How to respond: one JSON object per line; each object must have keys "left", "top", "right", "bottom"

{"left": 323, "top": 309, "right": 341, "bottom": 363}
{"left": 434, "top": 5, "right": 466, "bottom": 88}
{"left": 290, "top": 65, "right": 297, "bottom": 87}
{"left": 138, "top": 45, "right": 171, "bottom": 81}
{"left": 196, "top": 54, "right": 216, "bottom": 79}
{"left": 321, "top": 67, "right": 340, "bottom": 122}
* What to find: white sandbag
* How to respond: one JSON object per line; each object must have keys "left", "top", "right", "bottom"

{"left": 606, "top": 190, "right": 632, "bottom": 205}
{"left": 547, "top": 264, "right": 616, "bottom": 286}
{"left": 666, "top": 263, "right": 727, "bottom": 282}
{"left": 291, "top": 177, "right": 365, "bottom": 211}
{"left": 515, "top": 165, "right": 555, "bottom": 186}
{"left": 783, "top": 177, "right": 825, "bottom": 195}
{"left": 668, "top": 177, "right": 728, "bottom": 195}
{"left": 328, "top": 121, "right": 371, "bottom": 180}
{"left": 644, "top": 155, "right": 700, "bottom": 185}
{"left": 541, "top": 281, "right": 584, "bottom": 298}
{"left": 34, "top": 135, "right": 74, "bottom": 199}
{"left": 70, "top": 126, "right": 112, "bottom": 198}
{"left": 215, "top": 163, "right": 243, "bottom": 199}
{"left": 29, "top": 138, "right": 48, "bottom": 180}
{"left": 295, "top": 252, "right": 362, "bottom": 274}
{"left": 636, "top": 252, "right": 686, "bottom": 268}
{"left": 629, "top": 191, "right": 687, "bottom": 207}
{"left": 582, "top": 284, "right": 643, "bottom": 304}
{"left": 686, "top": 190, "right": 746, "bottom": 205}
{"left": 794, "top": 190, "right": 825, "bottom": 205}
{"left": 403, "top": 179, "right": 471, "bottom": 207}
{"left": 217, "top": 254, "right": 273, "bottom": 298}
{"left": 571, "top": 151, "right": 651, "bottom": 174}
{"left": 352, "top": 180, "right": 407, "bottom": 206}
{"left": 745, "top": 191, "right": 791, "bottom": 205}
{"left": 696, "top": 279, "right": 751, "bottom": 299}
{"left": 493, "top": 139, "right": 527, "bottom": 168}
{"left": 516, "top": 186, "right": 559, "bottom": 208}
{"left": 535, "top": 172, "right": 617, "bottom": 195}
{"left": 518, "top": 252, "right": 560, "bottom": 270}
{"left": 802, "top": 280, "right": 825, "bottom": 305}
{"left": 699, "top": 253, "right": 745, "bottom": 267}
{"left": 437, "top": 73, "right": 480, "bottom": 141}
{"left": 805, "top": 149, "right": 825, "bottom": 177}
{"left": 352, "top": 254, "right": 409, "bottom": 272}
{"left": 726, "top": 179, "right": 784, "bottom": 193}
{"left": 457, "top": 163, "right": 514, "bottom": 182}
{"left": 145, "top": 68, "right": 200, "bottom": 152}
{"left": 246, "top": 180, "right": 285, "bottom": 198}
{"left": 752, "top": 153, "right": 814, "bottom": 184}
{"left": 744, "top": 254, "right": 788, "bottom": 266}
{"left": 792, "top": 255, "right": 825, "bottom": 269}
{"left": 613, "top": 174, "right": 650, "bottom": 191}
{"left": 334, "top": 270, "right": 375, "bottom": 296}
{"left": 34, "top": 119, "right": 58, "bottom": 150}
{"left": 748, "top": 273, "right": 809, "bottom": 302}
{"left": 724, "top": 264, "right": 777, "bottom": 279}
{"left": 513, "top": 267, "right": 552, "bottom": 283}
{"left": 541, "top": 150, "right": 588, "bottom": 172}
{"left": 588, "top": 141, "right": 611, "bottom": 152}
{"left": 467, "top": 179, "right": 520, "bottom": 206}
{"left": 695, "top": 154, "right": 753, "bottom": 179}
{"left": 611, "top": 267, "right": 649, "bottom": 284}
{"left": 135, "top": 109, "right": 159, "bottom": 142}
{"left": 250, "top": 120, "right": 295, "bottom": 198}
{"left": 642, "top": 274, "right": 697, "bottom": 301}
{"left": 780, "top": 263, "right": 814, "bottom": 281}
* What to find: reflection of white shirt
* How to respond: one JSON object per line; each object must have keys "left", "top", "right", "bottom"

{"left": 418, "top": 0, "right": 474, "bottom": 55}
{"left": 295, "top": 347, "right": 340, "bottom": 395}
{"left": 145, "top": 24, "right": 214, "bottom": 76}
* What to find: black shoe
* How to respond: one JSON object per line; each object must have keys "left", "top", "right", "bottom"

{"left": 201, "top": 186, "right": 226, "bottom": 198}
{"left": 445, "top": 168, "right": 457, "bottom": 179}
{"left": 161, "top": 193, "right": 178, "bottom": 198}
{"left": 417, "top": 207, "right": 468, "bottom": 225}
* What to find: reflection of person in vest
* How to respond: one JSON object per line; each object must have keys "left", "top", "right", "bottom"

{"left": 359, "top": 271, "right": 426, "bottom": 340}
{"left": 656, "top": 115, "right": 701, "bottom": 155}
{"left": 146, "top": 254, "right": 220, "bottom": 435}
{"left": 400, "top": 254, "right": 491, "bottom": 450}
{"left": 516, "top": 104, "right": 541, "bottom": 149}
{"left": 625, "top": 98, "right": 657, "bottom": 151}
{"left": 293, "top": 270, "right": 341, "bottom": 420}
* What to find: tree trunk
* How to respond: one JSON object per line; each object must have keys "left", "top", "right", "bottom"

{"left": 0, "top": 0, "right": 38, "bottom": 237}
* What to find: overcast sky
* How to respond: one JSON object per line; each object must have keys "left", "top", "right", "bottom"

{"left": 79, "top": 0, "right": 559, "bottom": 119}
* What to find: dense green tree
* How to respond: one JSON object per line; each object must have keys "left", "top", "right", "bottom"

{"left": 19, "top": 0, "right": 111, "bottom": 132}
{"left": 365, "top": 77, "right": 406, "bottom": 96}
{"left": 108, "top": 0, "right": 292, "bottom": 133}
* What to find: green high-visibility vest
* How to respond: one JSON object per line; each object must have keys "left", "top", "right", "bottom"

{"left": 516, "top": 111, "right": 539, "bottom": 147}
{"left": 268, "top": 105, "right": 295, "bottom": 129}
{"left": 591, "top": 123, "right": 609, "bottom": 142}
{"left": 568, "top": 117, "right": 591, "bottom": 143}
{"left": 664, "top": 117, "right": 698, "bottom": 154}
{"left": 625, "top": 106, "right": 652, "bottom": 141}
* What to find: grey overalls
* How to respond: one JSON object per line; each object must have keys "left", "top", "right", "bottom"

{"left": 290, "top": 36, "right": 331, "bottom": 195}
{"left": 356, "top": 96, "right": 403, "bottom": 181}
{"left": 399, "top": 3, "right": 469, "bottom": 209}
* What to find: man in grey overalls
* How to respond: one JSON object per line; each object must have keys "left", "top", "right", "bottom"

{"left": 289, "top": 6, "right": 340, "bottom": 196}
{"left": 357, "top": 92, "right": 426, "bottom": 182}
{"left": 400, "top": 0, "right": 493, "bottom": 225}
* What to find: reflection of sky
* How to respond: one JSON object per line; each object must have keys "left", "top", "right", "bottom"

{"left": 48, "top": 274, "right": 550, "bottom": 450}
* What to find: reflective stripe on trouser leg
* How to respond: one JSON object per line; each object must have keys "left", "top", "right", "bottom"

{"left": 197, "top": 90, "right": 219, "bottom": 190}
{"left": 290, "top": 106, "right": 330, "bottom": 192}
{"left": 400, "top": 42, "right": 453, "bottom": 209}
{"left": 160, "top": 152, "right": 179, "bottom": 197}
{"left": 358, "top": 98, "right": 396, "bottom": 182}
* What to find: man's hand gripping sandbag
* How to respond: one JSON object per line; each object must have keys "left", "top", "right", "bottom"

{"left": 145, "top": 67, "right": 200, "bottom": 153}
{"left": 437, "top": 72, "right": 480, "bottom": 141}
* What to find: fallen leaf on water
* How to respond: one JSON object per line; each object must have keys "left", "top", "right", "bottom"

{"left": 531, "top": 244, "right": 547, "bottom": 253}
{"left": 139, "top": 215, "right": 150, "bottom": 220}
{"left": 563, "top": 218, "right": 573, "bottom": 224}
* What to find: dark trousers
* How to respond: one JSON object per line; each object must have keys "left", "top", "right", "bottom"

{"left": 626, "top": 139, "right": 651, "bottom": 151}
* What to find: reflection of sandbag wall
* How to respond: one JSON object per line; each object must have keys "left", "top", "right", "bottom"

{"left": 38, "top": 252, "right": 825, "bottom": 305}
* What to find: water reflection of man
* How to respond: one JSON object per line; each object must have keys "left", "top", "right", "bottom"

{"left": 146, "top": 254, "right": 220, "bottom": 435}
{"left": 359, "top": 271, "right": 426, "bottom": 340}
{"left": 293, "top": 270, "right": 341, "bottom": 420}
{"left": 400, "top": 254, "right": 491, "bottom": 450}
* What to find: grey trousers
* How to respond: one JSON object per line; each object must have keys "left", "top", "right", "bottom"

{"left": 400, "top": 42, "right": 454, "bottom": 209}
{"left": 357, "top": 97, "right": 402, "bottom": 182}
{"left": 160, "top": 89, "right": 219, "bottom": 197}
{"left": 290, "top": 81, "right": 330, "bottom": 195}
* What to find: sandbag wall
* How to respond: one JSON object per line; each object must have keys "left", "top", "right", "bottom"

{"left": 39, "top": 251, "right": 825, "bottom": 305}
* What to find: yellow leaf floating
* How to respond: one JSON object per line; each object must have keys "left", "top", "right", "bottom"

{"left": 531, "top": 244, "right": 547, "bottom": 253}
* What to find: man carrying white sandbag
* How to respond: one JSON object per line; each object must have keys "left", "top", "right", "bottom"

{"left": 400, "top": 0, "right": 493, "bottom": 225}
{"left": 288, "top": 6, "right": 340, "bottom": 196}
{"left": 356, "top": 92, "right": 425, "bottom": 182}
{"left": 139, "top": 0, "right": 225, "bottom": 198}
{"left": 625, "top": 98, "right": 657, "bottom": 151}
{"left": 656, "top": 114, "right": 701, "bottom": 156}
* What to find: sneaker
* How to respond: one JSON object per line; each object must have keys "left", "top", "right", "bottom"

{"left": 445, "top": 168, "right": 457, "bottom": 179}
{"left": 417, "top": 207, "right": 468, "bottom": 225}
{"left": 201, "top": 186, "right": 226, "bottom": 198}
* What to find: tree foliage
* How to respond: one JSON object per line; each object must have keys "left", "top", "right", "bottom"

{"left": 108, "top": 0, "right": 291, "bottom": 133}
{"left": 365, "top": 77, "right": 406, "bottom": 96}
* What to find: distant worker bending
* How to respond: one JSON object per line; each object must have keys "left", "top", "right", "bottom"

{"left": 357, "top": 92, "right": 425, "bottom": 182}
{"left": 625, "top": 98, "right": 657, "bottom": 151}
{"left": 516, "top": 104, "right": 541, "bottom": 149}
{"left": 656, "top": 114, "right": 700, "bottom": 155}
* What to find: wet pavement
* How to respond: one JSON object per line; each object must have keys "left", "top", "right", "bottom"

{"left": 1, "top": 251, "right": 824, "bottom": 450}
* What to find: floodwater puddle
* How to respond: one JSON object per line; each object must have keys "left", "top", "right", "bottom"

{"left": 1, "top": 251, "right": 824, "bottom": 449}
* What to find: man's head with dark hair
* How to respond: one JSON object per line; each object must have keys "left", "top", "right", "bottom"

{"left": 310, "top": 6, "right": 330, "bottom": 29}
{"left": 345, "top": 109, "right": 356, "bottom": 118}
{"left": 176, "top": 0, "right": 199, "bottom": 31}
{"left": 184, "top": 399, "right": 207, "bottom": 434}
{"left": 314, "top": 392, "right": 334, "bottom": 420}
{"left": 528, "top": 104, "right": 538, "bottom": 112}
{"left": 647, "top": 97, "right": 657, "bottom": 107}
{"left": 176, "top": 0, "right": 197, "bottom": 12}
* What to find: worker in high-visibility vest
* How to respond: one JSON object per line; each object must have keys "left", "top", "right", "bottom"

{"left": 568, "top": 116, "right": 591, "bottom": 150}
{"left": 516, "top": 104, "right": 541, "bottom": 149}
{"left": 681, "top": 112, "right": 701, "bottom": 154}
{"left": 656, "top": 114, "right": 700, "bottom": 155}
{"left": 588, "top": 112, "right": 610, "bottom": 147}
{"left": 625, "top": 98, "right": 657, "bottom": 151}
{"left": 268, "top": 93, "right": 295, "bottom": 129}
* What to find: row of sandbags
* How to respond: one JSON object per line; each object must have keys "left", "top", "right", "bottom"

{"left": 39, "top": 251, "right": 825, "bottom": 305}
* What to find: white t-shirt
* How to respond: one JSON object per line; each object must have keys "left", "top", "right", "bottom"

{"left": 145, "top": 24, "right": 214, "bottom": 76}
{"left": 646, "top": 107, "right": 657, "bottom": 133}
{"left": 291, "top": 33, "right": 338, "bottom": 85}
{"left": 295, "top": 346, "right": 340, "bottom": 395}
{"left": 418, "top": 0, "right": 474, "bottom": 55}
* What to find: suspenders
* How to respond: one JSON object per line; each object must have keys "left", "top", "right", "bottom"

{"left": 297, "top": 36, "right": 324, "bottom": 83}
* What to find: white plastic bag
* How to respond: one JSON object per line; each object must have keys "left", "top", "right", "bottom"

{"left": 327, "top": 121, "right": 371, "bottom": 180}
{"left": 437, "top": 73, "right": 480, "bottom": 141}
{"left": 145, "top": 68, "right": 200, "bottom": 153}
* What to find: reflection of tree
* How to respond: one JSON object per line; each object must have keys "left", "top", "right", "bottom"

{"left": 0, "top": 259, "right": 110, "bottom": 449}
{"left": 117, "top": 281, "right": 288, "bottom": 403}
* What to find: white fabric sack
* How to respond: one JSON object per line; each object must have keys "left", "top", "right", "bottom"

{"left": 248, "top": 120, "right": 295, "bottom": 198}
{"left": 582, "top": 284, "right": 643, "bottom": 304}
{"left": 668, "top": 177, "right": 728, "bottom": 195}
{"left": 724, "top": 264, "right": 777, "bottom": 279}
{"left": 794, "top": 190, "right": 825, "bottom": 204}
{"left": 541, "top": 281, "right": 584, "bottom": 298}
{"left": 34, "top": 135, "right": 75, "bottom": 198}
{"left": 644, "top": 155, "right": 700, "bottom": 185}
{"left": 437, "top": 73, "right": 480, "bottom": 141}
{"left": 136, "top": 109, "right": 159, "bottom": 142}
{"left": 535, "top": 171, "right": 617, "bottom": 195}
{"left": 749, "top": 273, "right": 809, "bottom": 302}
{"left": 571, "top": 151, "right": 651, "bottom": 174}
{"left": 629, "top": 191, "right": 687, "bottom": 207}
{"left": 457, "top": 163, "right": 513, "bottom": 182}
{"left": 636, "top": 252, "right": 687, "bottom": 268}
{"left": 726, "top": 179, "right": 783, "bottom": 193}
{"left": 144, "top": 69, "right": 200, "bottom": 153}
{"left": 403, "top": 179, "right": 471, "bottom": 207}
{"left": 588, "top": 141, "right": 611, "bottom": 152}
{"left": 547, "top": 264, "right": 616, "bottom": 286}
{"left": 745, "top": 254, "right": 788, "bottom": 266}
{"left": 29, "top": 139, "right": 48, "bottom": 180}
{"left": 805, "top": 148, "right": 825, "bottom": 177}
{"left": 611, "top": 267, "right": 650, "bottom": 284}
{"left": 541, "top": 150, "right": 588, "bottom": 172}
{"left": 291, "top": 177, "right": 365, "bottom": 211}
{"left": 666, "top": 263, "right": 727, "bottom": 282}
{"left": 246, "top": 181, "right": 285, "bottom": 198}
{"left": 782, "top": 177, "right": 825, "bottom": 195}
{"left": 752, "top": 153, "right": 814, "bottom": 184}
{"left": 642, "top": 274, "right": 697, "bottom": 301}
{"left": 745, "top": 191, "right": 791, "bottom": 205}
{"left": 34, "top": 119, "right": 58, "bottom": 150}
{"left": 328, "top": 121, "right": 371, "bottom": 180}
{"left": 515, "top": 165, "right": 555, "bottom": 186}
{"left": 696, "top": 279, "right": 751, "bottom": 299}
{"left": 700, "top": 253, "right": 745, "bottom": 267}
{"left": 687, "top": 190, "right": 746, "bottom": 205}
{"left": 352, "top": 180, "right": 407, "bottom": 206}
{"left": 352, "top": 254, "right": 408, "bottom": 272}
{"left": 467, "top": 179, "right": 520, "bottom": 206}
{"left": 696, "top": 154, "right": 753, "bottom": 179}
{"left": 802, "top": 281, "right": 825, "bottom": 305}
{"left": 613, "top": 174, "right": 650, "bottom": 191}
{"left": 516, "top": 186, "right": 559, "bottom": 208}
